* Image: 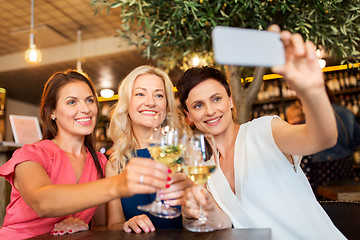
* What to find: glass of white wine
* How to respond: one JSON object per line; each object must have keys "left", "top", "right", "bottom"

{"left": 184, "top": 133, "right": 218, "bottom": 232}
{"left": 137, "top": 113, "right": 186, "bottom": 218}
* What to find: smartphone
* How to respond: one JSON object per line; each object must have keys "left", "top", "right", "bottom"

{"left": 212, "top": 26, "right": 285, "bottom": 67}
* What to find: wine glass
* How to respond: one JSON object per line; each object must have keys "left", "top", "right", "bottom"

{"left": 183, "top": 133, "right": 218, "bottom": 232}
{"left": 137, "top": 113, "right": 186, "bottom": 218}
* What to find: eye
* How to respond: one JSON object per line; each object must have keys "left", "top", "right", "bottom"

{"left": 86, "top": 97, "right": 95, "bottom": 103}
{"left": 135, "top": 92, "right": 144, "bottom": 97}
{"left": 155, "top": 93, "right": 164, "bottom": 98}
{"left": 213, "top": 96, "right": 221, "bottom": 103}
{"left": 67, "top": 100, "right": 76, "bottom": 105}
{"left": 194, "top": 103, "right": 203, "bottom": 109}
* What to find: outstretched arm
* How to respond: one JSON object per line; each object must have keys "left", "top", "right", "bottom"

{"left": 269, "top": 25, "right": 337, "bottom": 157}
{"left": 14, "top": 157, "right": 170, "bottom": 217}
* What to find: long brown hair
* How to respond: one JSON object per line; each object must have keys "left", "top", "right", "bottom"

{"left": 40, "top": 70, "right": 104, "bottom": 178}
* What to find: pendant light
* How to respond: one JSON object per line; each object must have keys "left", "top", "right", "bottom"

{"left": 76, "top": 29, "right": 82, "bottom": 72}
{"left": 24, "top": 0, "right": 42, "bottom": 64}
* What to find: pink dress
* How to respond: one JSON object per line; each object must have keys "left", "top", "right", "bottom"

{"left": 0, "top": 140, "right": 107, "bottom": 239}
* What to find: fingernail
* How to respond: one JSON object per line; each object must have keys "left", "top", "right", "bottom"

{"left": 167, "top": 176, "right": 172, "bottom": 181}
{"left": 166, "top": 184, "right": 170, "bottom": 188}
{"left": 59, "top": 231, "right": 64, "bottom": 234}
{"left": 50, "top": 231, "right": 55, "bottom": 235}
{"left": 151, "top": 227, "right": 155, "bottom": 231}
{"left": 68, "top": 230, "right": 73, "bottom": 233}
{"left": 168, "top": 169, "right": 172, "bottom": 173}
{"left": 54, "top": 231, "right": 58, "bottom": 234}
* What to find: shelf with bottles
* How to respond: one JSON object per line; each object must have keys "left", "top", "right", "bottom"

{"left": 326, "top": 68, "right": 360, "bottom": 117}
{"left": 251, "top": 66, "right": 360, "bottom": 120}
{"left": 96, "top": 100, "right": 116, "bottom": 153}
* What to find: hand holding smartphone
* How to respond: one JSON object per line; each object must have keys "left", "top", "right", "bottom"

{"left": 212, "top": 26, "right": 285, "bottom": 67}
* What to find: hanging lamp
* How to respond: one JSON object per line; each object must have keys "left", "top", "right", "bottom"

{"left": 24, "top": 0, "right": 42, "bottom": 64}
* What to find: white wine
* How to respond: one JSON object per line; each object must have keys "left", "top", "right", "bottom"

{"left": 148, "top": 145, "right": 185, "bottom": 167}
{"left": 187, "top": 165, "right": 216, "bottom": 185}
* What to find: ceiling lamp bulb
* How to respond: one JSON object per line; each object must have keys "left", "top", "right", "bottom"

{"left": 25, "top": 0, "right": 42, "bottom": 64}
{"left": 100, "top": 89, "right": 114, "bottom": 98}
{"left": 25, "top": 43, "right": 42, "bottom": 64}
{"left": 192, "top": 55, "right": 200, "bottom": 67}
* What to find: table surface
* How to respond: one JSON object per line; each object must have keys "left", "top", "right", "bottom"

{"left": 27, "top": 228, "right": 271, "bottom": 240}
{"left": 317, "top": 180, "right": 360, "bottom": 201}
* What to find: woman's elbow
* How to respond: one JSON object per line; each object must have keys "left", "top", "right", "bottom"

{"left": 322, "top": 128, "right": 338, "bottom": 150}
{"left": 30, "top": 199, "right": 57, "bottom": 217}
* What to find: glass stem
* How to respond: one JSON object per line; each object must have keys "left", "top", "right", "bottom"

{"left": 198, "top": 185, "right": 207, "bottom": 224}
{"left": 155, "top": 190, "right": 163, "bottom": 204}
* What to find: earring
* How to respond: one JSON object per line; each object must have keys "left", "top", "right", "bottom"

{"left": 52, "top": 117, "right": 56, "bottom": 121}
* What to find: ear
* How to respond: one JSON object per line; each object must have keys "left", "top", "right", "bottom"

{"left": 185, "top": 110, "right": 194, "bottom": 123}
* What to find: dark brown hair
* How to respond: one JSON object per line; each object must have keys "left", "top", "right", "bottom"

{"left": 40, "top": 70, "right": 103, "bottom": 178}
{"left": 176, "top": 66, "right": 231, "bottom": 112}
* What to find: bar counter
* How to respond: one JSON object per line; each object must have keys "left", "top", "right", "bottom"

{"left": 28, "top": 228, "right": 271, "bottom": 240}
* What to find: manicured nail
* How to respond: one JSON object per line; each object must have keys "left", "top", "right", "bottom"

{"left": 50, "top": 231, "right": 55, "bottom": 235}
{"left": 151, "top": 227, "right": 155, "bottom": 231}
{"left": 54, "top": 231, "right": 58, "bottom": 234}
{"left": 168, "top": 169, "right": 172, "bottom": 173}
{"left": 59, "top": 231, "right": 64, "bottom": 234}
{"left": 167, "top": 176, "right": 172, "bottom": 181}
{"left": 166, "top": 184, "right": 170, "bottom": 188}
{"left": 68, "top": 230, "right": 73, "bottom": 233}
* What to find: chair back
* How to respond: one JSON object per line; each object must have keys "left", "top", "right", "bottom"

{"left": 320, "top": 201, "right": 360, "bottom": 240}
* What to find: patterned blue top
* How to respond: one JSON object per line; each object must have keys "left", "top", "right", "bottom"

{"left": 120, "top": 148, "right": 183, "bottom": 229}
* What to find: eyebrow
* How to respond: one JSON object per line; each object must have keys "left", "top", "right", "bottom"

{"left": 190, "top": 92, "right": 221, "bottom": 106}
{"left": 134, "top": 87, "right": 164, "bottom": 92}
{"left": 210, "top": 93, "right": 220, "bottom": 98}
{"left": 64, "top": 94, "right": 94, "bottom": 100}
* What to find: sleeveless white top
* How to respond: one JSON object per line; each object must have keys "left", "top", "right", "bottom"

{"left": 207, "top": 116, "right": 346, "bottom": 240}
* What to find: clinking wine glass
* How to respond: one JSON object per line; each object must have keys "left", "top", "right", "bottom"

{"left": 184, "top": 134, "right": 218, "bottom": 232}
{"left": 137, "top": 113, "right": 185, "bottom": 218}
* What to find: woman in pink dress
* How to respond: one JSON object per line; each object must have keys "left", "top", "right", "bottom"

{"left": 0, "top": 70, "right": 171, "bottom": 239}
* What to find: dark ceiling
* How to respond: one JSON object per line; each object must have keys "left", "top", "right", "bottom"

{"left": 0, "top": 0, "right": 166, "bottom": 105}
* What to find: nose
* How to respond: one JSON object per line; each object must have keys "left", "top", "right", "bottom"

{"left": 145, "top": 95, "right": 155, "bottom": 107}
{"left": 79, "top": 101, "right": 90, "bottom": 114}
{"left": 204, "top": 103, "right": 216, "bottom": 116}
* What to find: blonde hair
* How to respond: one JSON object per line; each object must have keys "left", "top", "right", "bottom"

{"left": 109, "top": 65, "right": 180, "bottom": 172}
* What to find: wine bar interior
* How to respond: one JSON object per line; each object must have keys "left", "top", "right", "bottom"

{"left": 0, "top": 1, "right": 360, "bottom": 239}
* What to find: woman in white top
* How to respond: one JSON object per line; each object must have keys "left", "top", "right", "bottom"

{"left": 176, "top": 26, "right": 346, "bottom": 240}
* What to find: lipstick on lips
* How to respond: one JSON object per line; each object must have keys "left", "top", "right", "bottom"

{"left": 204, "top": 116, "right": 222, "bottom": 125}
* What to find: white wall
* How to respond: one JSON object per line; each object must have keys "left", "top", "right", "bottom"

{"left": 5, "top": 98, "right": 40, "bottom": 141}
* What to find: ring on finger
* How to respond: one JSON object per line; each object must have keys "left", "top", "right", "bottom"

{"left": 139, "top": 174, "right": 145, "bottom": 184}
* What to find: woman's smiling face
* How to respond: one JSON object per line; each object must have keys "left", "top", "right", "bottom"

{"left": 51, "top": 80, "right": 98, "bottom": 139}
{"left": 185, "top": 78, "right": 234, "bottom": 136}
{"left": 128, "top": 73, "right": 167, "bottom": 130}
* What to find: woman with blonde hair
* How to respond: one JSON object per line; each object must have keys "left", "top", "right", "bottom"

{"left": 0, "top": 70, "right": 171, "bottom": 239}
{"left": 107, "top": 65, "right": 192, "bottom": 233}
